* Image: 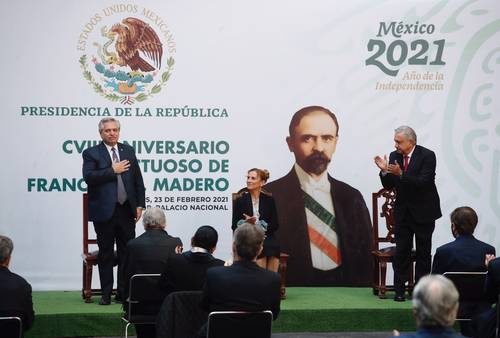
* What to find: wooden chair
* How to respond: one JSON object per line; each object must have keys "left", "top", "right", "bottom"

{"left": 207, "top": 310, "right": 273, "bottom": 338}
{"left": 82, "top": 193, "right": 117, "bottom": 303}
{"left": 371, "top": 188, "right": 415, "bottom": 298}
{"left": 232, "top": 189, "right": 289, "bottom": 299}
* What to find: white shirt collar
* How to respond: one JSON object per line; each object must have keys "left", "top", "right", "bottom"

{"left": 294, "top": 163, "right": 330, "bottom": 193}
{"left": 405, "top": 145, "right": 416, "bottom": 159}
{"left": 191, "top": 247, "right": 208, "bottom": 253}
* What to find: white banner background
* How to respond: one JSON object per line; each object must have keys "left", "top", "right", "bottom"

{"left": 0, "top": 0, "right": 499, "bottom": 290}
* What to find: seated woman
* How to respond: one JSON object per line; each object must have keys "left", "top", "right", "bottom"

{"left": 232, "top": 168, "right": 280, "bottom": 272}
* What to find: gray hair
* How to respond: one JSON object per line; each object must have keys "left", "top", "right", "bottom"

{"left": 395, "top": 126, "right": 417, "bottom": 144}
{"left": 98, "top": 118, "right": 121, "bottom": 133}
{"left": 142, "top": 208, "right": 166, "bottom": 230}
{"left": 0, "top": 235, "right": 14, "bottom": 264}
{"left": 412, "top": 275, "right": 459, "bottom": 328}
{"left": 233, "top": 223, "right": 265, "bottom": 261}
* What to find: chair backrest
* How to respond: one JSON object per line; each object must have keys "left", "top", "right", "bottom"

{"left": 128, "top": 273, "right": 163, "bottom": 302}
{"left": 443, "top": 271, "right": 488, "bottom": 302}
{"left": 372, "top": 188, "right": 397, "bottom": 250}
{"left": 156, "top": 290, "right": 207, "bottom": 338}
{"left": 82, "top": 193, "right": 96, "bottom": 256}
{"left": 126, "top": 273, "right": 163, "bottom": 320}
{"left": 207, "top": 310, "right": 273, "bottom": 338}
{"left": 0, "top": 316, "right": 23, "bottom": 338}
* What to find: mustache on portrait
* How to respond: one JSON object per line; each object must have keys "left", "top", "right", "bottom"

{"left": 303, "top": 151, "right": 330, "bottom": 175}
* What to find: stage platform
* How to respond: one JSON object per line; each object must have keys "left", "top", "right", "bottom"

{"left": 27, "top": 288, "right": 415, "bottom": 337}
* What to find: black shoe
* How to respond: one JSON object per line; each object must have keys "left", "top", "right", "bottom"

{"left": 99, "top": 296, "right": 111, "bottom": 305}
{"left": 394, "top": 295, "right": 406, "bottom": 302}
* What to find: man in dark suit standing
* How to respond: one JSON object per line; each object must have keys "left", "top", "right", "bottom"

{"left": 122, "top": 207, "right": 182, "bottom": 338}
{"left": 0, "top": 235, "right": 34, "bottom": 337}
{"left": 432, "top": 206, "right": 495, "bottom": 336}
{"left": 266, "top": 106, "right": 372, "bottom": 286}
{"left": 82, "top": 117, "right": 145, "bottom": 305}
{"left": 201, "top": 222, "right": 281, "bottom": 319}
{"left": 159, "top": 225, "right": 224, "bottom": 294}
{"left": 375, "top": 126, "right": 441, "bottom": 301}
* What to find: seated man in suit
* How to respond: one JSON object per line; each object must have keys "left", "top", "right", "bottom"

{"left": 473, "top": 256, "right": 500, "bottom": 338}
{"left": 159, "top": 225, "right": 224, "bottom": 294}
{"left": 122, "top": 207, "right": 182, "bottom": 338}
{"left": 431, "top": 206, "right": 495, "bottom": 336}
{"left": 392, "top": 275, "right": 463, "bottom": 338}
{"left": 200, "top": 223, "right": 281, "bottom": 337}
{"left": 0, "top": 235, "right": 34, "bottom": 337}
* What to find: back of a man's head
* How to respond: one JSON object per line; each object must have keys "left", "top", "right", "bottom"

{"left": 233, "top": 223, "right": 265, "bottom": 261}
{"left": 412, "top": 275, "right": 459, "bottom": 328}
{"left": 192, "top": 225, "right": 218, "bottom": 251}
{"left": 142, "top": 207, "right": 167, "bottom": 230}
{"left": 450, "top": 206, "right": 478, "bottom": 235}
{"left": 0, "top": 235, "right": 13, "bottom": 266}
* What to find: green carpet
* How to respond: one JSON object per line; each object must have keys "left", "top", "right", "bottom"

{"left": 27, "top": 288, "right": 416, "bottom": 338}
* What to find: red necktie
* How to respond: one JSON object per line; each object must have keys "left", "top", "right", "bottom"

{"left": 403, "top": 155, "right": 409, "bottom": 172}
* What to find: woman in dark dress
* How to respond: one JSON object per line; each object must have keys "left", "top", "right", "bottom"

{"left": 232, "top": 168, "right": 280, "bottom": 272}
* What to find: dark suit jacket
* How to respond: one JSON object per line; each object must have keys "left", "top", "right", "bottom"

{"left": 265, "top": 168, "right": 373, "bottom": 286}
{"left": 159, "top": 251, "right": 224, "bottom": 294}
{"left": 122, "top": 229, "right": 182, "bottom": 301}
{"left": 232, "top": 191, "right": 280, "bottom": 257}
{"left": 201, "top": 261, "right": 281, "bottom": 320}
{"left": 0, "top": 266, "right": 34, "bottom": 336}
{"left": 432, "top": 234, "right": 495, "bottom": 274}
{"left": 82, "top": 142, "right": 145, "bottom": 222}
{"left": 231, "top": 191, "right": 278, "bottom": 234}
{"left": 380, "top": 145, "right": 441, "bottom": 224}
{"left": 394, "top": 327, "right": 464, "bottom": 338}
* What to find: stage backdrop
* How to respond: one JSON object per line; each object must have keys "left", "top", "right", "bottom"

{"left": 0, "top": 0, "right": 499, "bottom": 290}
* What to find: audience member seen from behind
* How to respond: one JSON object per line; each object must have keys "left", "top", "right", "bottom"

{"left": 431, "top": 206, "right": 495, "bottom": 336}
{"left": 232, "top": 168, "right": 280, "bottom": 272}
{"left": 159, "top": 225, "right": 224, "bottom": 293}
{"left": 122, "top": 207, "right": 182, "bottom": 338}
{"left": 0, "top": 235, "right": 35, "bottom": 337}
{"left": 391, "top": 274, "right": 464, "bottom": 338}
{"left": 200, "top": 223, "right": 281, "bottom": 337}
{"left": 472, "top": 256, "right": 500, "bottom": 338}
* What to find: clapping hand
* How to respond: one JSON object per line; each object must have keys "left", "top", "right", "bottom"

{"left": 374, "top": 155, "right": 388, "bottom": 171}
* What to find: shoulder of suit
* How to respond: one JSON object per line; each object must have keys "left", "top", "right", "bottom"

{"left": 3, "top": 270, "right": 32, "bottom": 289}
{"left": 329, "top": 176, "right": 362, "bottom": 196}
{"left": 265, "top": 169, "right": 295, "bottom": 191}
{"left": 260, "top": 189, "right": 273, "bottom": 198}
{"left": 416, "top": 144, "right": 435, "bottom": 155}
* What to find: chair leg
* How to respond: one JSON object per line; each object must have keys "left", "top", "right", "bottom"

{"left": 407, "top": 262, "right": 415, "bottom": 296}
{"left": 379, "top": 261, "right": 387, "bottom": 299}
{"left": 125, "top": 322, "right": 130, "bottom": 338}
{"left": 82, "top": 262, "right": 86, "bottom": 300}
{"left": 373, "top": 257, "right": 379, "bottom": 295}
{"left": 83, "top": 263, "right": 93, "bottom": 303}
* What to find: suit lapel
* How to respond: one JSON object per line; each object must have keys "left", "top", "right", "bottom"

{"left": 98, "top": 142, "right": 112, "bottom": 166}
{"left": 406, "top": 145, "right": 421, "bottom": 173}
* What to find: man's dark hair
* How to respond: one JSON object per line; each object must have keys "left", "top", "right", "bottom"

{"left": 192, "top": 225, "right": 218, "bottom": 251}
{"left": 450, "top": 206, "right": 478, "bottom": 235}
{"left": 234, "top": 223, "right": 265, "bottom": 261}
{"left": 288, "top": 105, "right": 339, "bottom": 137}
{"left": 0, "top": 235, "right": 13, "bottom": 264}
